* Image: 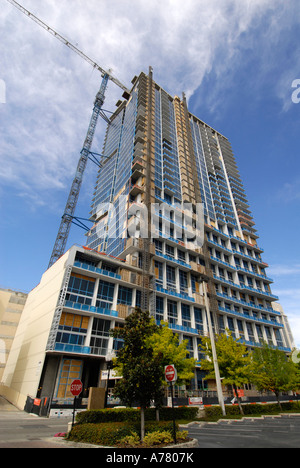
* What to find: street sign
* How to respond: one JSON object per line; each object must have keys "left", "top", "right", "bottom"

{"left": 165, "top": 364, "right": 177, "bottom": 444}
{"left": 70, "top": 379, "right": 83, "bottom": 397}
{"left": 165, "top": 364, "right": 177, "bottom": 383}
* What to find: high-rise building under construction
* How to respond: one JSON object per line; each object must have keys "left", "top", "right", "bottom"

{"left": 86, "top": 69, "right": 289, "bottom": 349}
{"left": 1, "top": 69, "right": 294, "bottom": 413}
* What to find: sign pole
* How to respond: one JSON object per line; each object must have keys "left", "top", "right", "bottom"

{"left": 70, "top": 379, "right": 83, "bottom": 428}
{"left": 72, "top": 396, "right": 77, "bottom": 428}
{"left": 170, "top": 382, "right": 177, "bottom": 445}
{"left": 165, "top": 365, "right": 177, "bottom": 445}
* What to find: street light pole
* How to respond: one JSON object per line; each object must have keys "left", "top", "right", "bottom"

{"left": 203, "top": 282, "right": 226, "bottom": 416}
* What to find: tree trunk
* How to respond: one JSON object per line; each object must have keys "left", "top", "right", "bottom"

{"left": 233, "top": 384, "right": 244, "bottom": 415}
{"left": 275, "top": 391, "right": 282, "bottom": 411}
{"left": 141, "top": 407, "right": 145, "bottom": 441}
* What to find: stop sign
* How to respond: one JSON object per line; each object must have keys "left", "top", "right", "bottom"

{"left": 165, "top": 365, "right": 177, "bottom": 383}
{"left": 70, "top": 379, "right": 83, "bottom": 396}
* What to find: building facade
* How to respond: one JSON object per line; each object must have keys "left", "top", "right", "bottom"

{"left": 0, "top": 288, "right": 27, "bottom": 382}
{"left": 1, "top": 70, "right": 294, "bottom": 412}
{"left": 86, "top": 69, "right": 292, "bottom": 354}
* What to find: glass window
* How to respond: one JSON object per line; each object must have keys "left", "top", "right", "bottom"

{"left": 179, "top": 270, "right": 188, "bottom": 293}
{"left": 118, "top": 286, "right": 133, "bottom": 305}
{"left": 167, "top": 300, "right": 177, "bottom": 324}
{"left": 194, "top": 308, "right": 203, "bottom": 333}
{"left": 156, "top": 296, "right": 164, "bottom": 323}
{"left": 182, "top": 304, "right": 191, "bottom": 328}
{"left": 166, "top": 265, "right": 176, "bottom": 290}
{"left": 68, "top": 275, "right": 95, "bottom": 297}
{"left": 97, "top": 280, "right": 115, "bottom": 302}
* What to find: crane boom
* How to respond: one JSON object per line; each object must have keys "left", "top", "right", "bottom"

{"left": 6, "top": 0, "right": 131, "bottom": 268}
{"left": 6, "top": 0, "right": 130, "bottom": 94}
{"left": 48, "top": 74, "right": 110, "bottom": 268}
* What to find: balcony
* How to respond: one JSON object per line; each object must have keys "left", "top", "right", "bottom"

{"left": 235, "top": 265, "right": 273, "bottom": 283}
{"left": 129, "top": 184, "right": 145, "bottom": 197}
{"left": 239, "top": 284, "right": 279, "bottom": 300}
{"left": 169, "top": 322, "right": 198, "bottom": 335}
{"left": 64, "top": 300, "right": 118, "bottom": 318}
{"left": 155, "top": 250, "right": 191, "bottom": 270}
{"left": 218, "top": 305, "right": 283, "bottom": 328}
{"left": 54, "top": 343, "right": 91, "bottom": 355}
{"left": 216, "top": 291, "right": 280, "bottom": 315}
{"left": 156, "top": 284, "right": 195, "bottom": 303}
{"left": 73, "top": 261, "right": 121, "bottom": 280}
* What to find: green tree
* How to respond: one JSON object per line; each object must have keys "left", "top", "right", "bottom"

{"left": 250, "top": 343, "right": 299, "bottom": 410}
{"left": 110, "top": 308, "right": 164, "bottom": 440}
{"left": 146, "top": 321, "right": 196, "bottom": 386}
{"left": 199, "top": 331, "right": 252, "bottom": 414}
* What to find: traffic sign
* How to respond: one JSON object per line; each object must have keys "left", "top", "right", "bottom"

{"left": 165, "top": 364, "right": 177, "bottom": 383}
{"left": 70, "top": 379, "right": 83, "bottom": 396}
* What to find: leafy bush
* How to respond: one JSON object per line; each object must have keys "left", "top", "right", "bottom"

{"left": 76, "top": 406, "right": 198, "bottom": 424}
{"left": 176, "top": 430, "right": 188, "bottom": 441}
{"left": 204, "top": 401, "right": 300, "bottom": 419}
{"left": 68, "top": 420, "right": 180, "bottom": 446}
{"left": 76, "top": 407, "right": 139, "bottom": 424}
{"left": 143, "top": 431, "right": 173, "bottom": 447}
{"left": 119, "top": 432, "right": 140, "bottom": 447}
{"left": 67, "top": 422, "right": 136, "bottom": 446}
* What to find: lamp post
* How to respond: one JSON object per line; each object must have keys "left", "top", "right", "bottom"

{"left": 203, "top": 282, "right": 226, "bottom": 416}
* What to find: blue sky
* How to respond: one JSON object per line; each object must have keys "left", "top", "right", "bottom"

{"left": 1, "top": 0, "right": 300, "bottom": 346}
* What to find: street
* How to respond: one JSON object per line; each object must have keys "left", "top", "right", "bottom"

{"left": 1, "top": 395, "right": 300, "bottom": 449}
{"left": 188, "top": 414, "right": 300, "bottom": 448}
{"left": 0, "top": 396, "right": 70, "bottom": 448}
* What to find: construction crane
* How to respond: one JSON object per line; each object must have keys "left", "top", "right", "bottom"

{"left": 6, "top": 0, "right": 130, "bottom": 268}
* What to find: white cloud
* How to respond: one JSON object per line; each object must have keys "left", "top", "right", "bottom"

{"left": 269, "top": 264, "right": 300, "bottom": 276}
{"left": 277, "top": 179, "right": 300, "bottom": 204}
{"left": 1, "top": 0, "right": 299, "bottom": 207}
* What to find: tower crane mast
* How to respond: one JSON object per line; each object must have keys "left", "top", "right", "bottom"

{"left": 6, "top": 0, "right": 130, "bottom": 268}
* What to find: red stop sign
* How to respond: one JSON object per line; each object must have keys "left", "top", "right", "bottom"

{"left": 70, "top": 379, "right": 83, "bottom": 396}
{"left": 165, "top": 365, "right": 176, "bottom": 382}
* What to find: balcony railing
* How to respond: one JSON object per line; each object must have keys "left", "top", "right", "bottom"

{"left": 74, "top": 261, "right": 121, "bottom": 280}
{"left": 54, "top": 343, "right": 91, "bottom": 354}
{"left": 218, "top": 305, "right": 283, "bottom": 328}
{"left": 64, "top": 300, "right": 118, "bottom": 318}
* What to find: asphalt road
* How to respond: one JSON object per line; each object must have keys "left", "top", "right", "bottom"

{"left": 0, "top": 396, "right": 71, "bottom": 448}
{"left": 188, "top": 414, "right": 300, "bottom": 448}
{"left": 2, "top": 396, "right": 300, "bottom": 449}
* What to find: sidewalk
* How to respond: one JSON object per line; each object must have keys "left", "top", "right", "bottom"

{"left": 0, "top": 395, "right": 20, "bottom": 412}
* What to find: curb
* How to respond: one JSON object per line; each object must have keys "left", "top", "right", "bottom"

{"left": 46, "top": 437, "right": 198, "bottom": 449}
{"left": 180, "top": 412, "right": 300, "bottom": 428}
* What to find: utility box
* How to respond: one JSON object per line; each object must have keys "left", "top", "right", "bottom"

{"left": 87, "top": 387, "right": 106, "bottom": 410}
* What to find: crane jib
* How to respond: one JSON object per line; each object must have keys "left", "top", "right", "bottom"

{"left": 6, "top": 0, "right": 131, "bottom": 268}
{"left": 6, "top": 0, "right": 130, "bottom": 94}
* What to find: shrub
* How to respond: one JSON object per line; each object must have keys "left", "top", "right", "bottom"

{"left": 176, "top": 430, "right": 188, "bottom": 441}
{"left": 76, "top": 406, "right": 198, "bottom": 424}
{"left": 76, "top": 407, "right": 139, "bottom": 424}
{"left": 67, "top": 422, "right": 137, "bottom": 446}
{"left": 67, "top": 420, "right": 180, "bottom": 446}
{"left": 143, "top": 431, "right": 173, "bottom": 447}
{"left": 118, "top": 432, "right": 140, "bottom": 447}
{"left": 204, "top": 401, "right": 300, "bottom": 419}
